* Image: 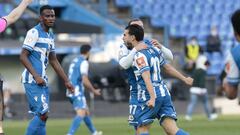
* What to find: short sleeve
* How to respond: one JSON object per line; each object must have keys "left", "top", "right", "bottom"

{"left": 50, "top": 33, "right": 55, "bottom": 52}
{"left": 22, "top": 28, "right": 38, "bottom": 51}
{"left": 225, "top": 53, "right": 240, "bottom": 85}
{"left": 134, "top": 52, "right": 149, "bottom": 74}
{"left": 0, "top": 18, "right": 7, "bottom": 33}
{"left": 80, "top": 60, "right": 89, "bottom": 75}
{"left": 118, "top": 44, "right": 130, "bottom": 60}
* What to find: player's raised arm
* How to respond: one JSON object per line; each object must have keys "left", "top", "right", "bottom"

{"left": 151, "top": 39, "right": 173, "bottom": 61}
{"left": 118, "top": 43, "right": 147, "bottom": 69}
{"left": 3, "top": 0, "right": 32, "bottom": 26}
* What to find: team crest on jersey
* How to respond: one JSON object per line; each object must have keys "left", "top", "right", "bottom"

{"left": 136, "top": 57, "right": 146, "bottom": 68}
{"left": 128, "top": 114, "right": 134, "bottom": 121}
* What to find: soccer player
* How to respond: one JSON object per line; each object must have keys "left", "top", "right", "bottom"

{"left": 0, "top": 0, "right": 32, "bottom": 33}
{"left": 118, "top": 19, "right": 173, "bottom": 135}
{"left": 123, "top": 25, "right": 192, "bottom": 135}
{"left": 66, "top": 45, "right": 102, "bottom": 135}
{"left": 19, "top": 5, "right": 74, "bottom": 135}
{"left": 223, "top": 9, "right": 240, "bottom": 99}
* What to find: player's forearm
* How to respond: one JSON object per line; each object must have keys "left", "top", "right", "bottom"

{"left": 142, "top": 71, "right": 155, "bottom": 99}
{"left": 161, "top": 46, "right": 173, "bottom": 61}
{"left": 4, "top": 0, "right": 31, "bottom": 25}
{"left": 119, "top": 48, "right": 137, "bottom": 69}
{"left": 82, "top": 76, "right": 96, "bottom": 92}
{"left": 163, "top": 64, "right": 186, "bottom": 82}
{"left": 50, "top": 60, "right": 69, "bottom": 83}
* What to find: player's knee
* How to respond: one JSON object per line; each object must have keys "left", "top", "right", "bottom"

{"left": 226, "top": 92, "right": 237, "bottom": 100}
{"left": 40, "top": 113, "right": 48, "bottom": 122}
{"left": 76, "top": 109, "right": 86, "bottom": 117}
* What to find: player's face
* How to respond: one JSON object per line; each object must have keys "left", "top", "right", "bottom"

{"left": 40, "top": 9, "right": 56, "bottom": 28}
{"left": 123, "top": 29, "right": 134, "bottom": 49}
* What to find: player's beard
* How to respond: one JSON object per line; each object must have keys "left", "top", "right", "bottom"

{"left": 125, "top": 42, "right": 134, "bottom": 50}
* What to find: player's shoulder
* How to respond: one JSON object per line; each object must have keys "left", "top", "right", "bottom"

{"left": 27, "top": 27, "right": 39, "bottom": 36}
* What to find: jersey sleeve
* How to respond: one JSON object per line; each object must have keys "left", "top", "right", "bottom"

{"left": 50, "top": 33, "right": 55, "bottom": 52}
{"left": 0, "top": 18, "right": 7, "bottom": 33}
{"left": 134, "top": 52, "right": 150, "bottom": 74}
{"left": 80, "top": 60, "right": 89, "bottom": 75}
{"left": 118, "top": 44, "right": 137, "bottom": 69}
{"left": 225, "top": 52, "right": 240, "bottom": 85}
{"left": 22, "top": 28, "right": 38, "bottom": 51}
{"left": 152, "top": 47, "right": 166, "bottom": 66}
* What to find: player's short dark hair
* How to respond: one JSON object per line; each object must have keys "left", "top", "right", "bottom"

{"left": 125, "top": 24, "right": 144, "bottom": 42}
{"left": 231, "top": 9, "right": 240, "bottom": 35}
{"left": 80, "top": 44, "right": 91, "bottom": 54}
{"left": 40, "top": 5, "right": 54, "bottom": 15}
{"left": 128, "top": 18, "right": 142, "bottom": 26}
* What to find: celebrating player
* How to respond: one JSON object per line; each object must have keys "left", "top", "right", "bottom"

{"left": 123, "top": 24, "right": 192, "bottom": 135}
{"left": 223, "top": 9, "right": 240, "bottom": 99}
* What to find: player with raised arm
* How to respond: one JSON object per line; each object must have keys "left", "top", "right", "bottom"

{"left": 223, "top": 9, "right": 240, "bottom": 99}
{"left": 66, "top": 45, "right": 102, "bottom": 135}
{"left": 19, "top": 5, "right": 74, "bottom": 135}
{"left": 118, "top": 19, "right": 173, "bottom": 135}
{"left": 123, "top": 25, "right": 192, "bottom": 135}
{"left": 0, "top": 0, "right": 32, "bottom": 33}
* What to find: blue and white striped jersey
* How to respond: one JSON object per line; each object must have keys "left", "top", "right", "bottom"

{"left": 67, "top": 55, "right": 88, "bottom": 97}
{"left": 21, "top": 23, "right": 55, "bottom": 84}
{"left": 225, "top": 45, "right": 240, "bottom": 85}
{"left": 133, "top": 46, "right": 168, "bottom": 103}
{"left": 118, "top": 39, "right": 153, "bottom": 105}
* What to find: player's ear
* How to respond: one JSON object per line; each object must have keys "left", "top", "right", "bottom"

{"left": 131, "top": 35, "right": 135, "bottom": 41}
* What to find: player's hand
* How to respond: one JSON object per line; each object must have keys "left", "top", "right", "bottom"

{"left": 135, "top": 42, "right": 147, "bottom": 51}
{"left": 184, "top": 77, "right": 193, "bottom": 86}
{"left": 147, "top": 98, "right": 155, "bottom": 108}
{"left": 93, "top": 89, "right": 101, "bottom": 96}
{"left": 151, "top": 39, "right": 162, "bottom": 49}
{"left": 65, "top": 81, "right": 74, "bottom": 93}
{"left": 34, "top": 76, "right": 46, "bottom": 86}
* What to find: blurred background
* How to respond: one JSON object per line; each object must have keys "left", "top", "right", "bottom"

{"left": 0, "top": 0, "right": 240, "bottom": 121}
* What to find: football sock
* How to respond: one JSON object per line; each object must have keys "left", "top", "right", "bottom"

{"left": 84, "top": 116, "right": 96, "bottom": 133}
{"left": 68, "top": 115, "right": 83, "bottom": 134}
{"left": 25, "top": 115, "right": 42, "bottom": 135}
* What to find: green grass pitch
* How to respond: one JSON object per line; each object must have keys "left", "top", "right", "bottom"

{"left": 3, "top": 115, "right": 240, "bottom": 135}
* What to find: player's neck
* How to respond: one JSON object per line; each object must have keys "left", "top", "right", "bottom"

{"left": 40, "top": 23, "right": 50, "bottom": 32}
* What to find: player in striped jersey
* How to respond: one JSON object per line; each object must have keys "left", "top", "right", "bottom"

{"left": 66, "top": 45, "right": 102, "bottom": 135}
{"left": 118, "top": 19, "right": 173, "bottom": 134}
{"left": 20, "top": 5, "right": 74, "bottom": 135}
{"left": 223, "top": 9, "right": 240, "bottom": 99}
{"left": 123, "top": 25, "right": 192, "bottom": 135}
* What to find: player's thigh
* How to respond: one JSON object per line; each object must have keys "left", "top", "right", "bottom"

{"left": 157, "top": 96, "right": 177, "bottom": 125}
{"left": 70, "top": 96, "right": 88, "bottom": 116}
{"left": 128, "top": 104, "right": 141, "bottom": 127}
{"left": 137, "top": 102, "right": 162, "bottom": 127}
{"left": 23, "top": 83, "right": 49, "bottom": 114}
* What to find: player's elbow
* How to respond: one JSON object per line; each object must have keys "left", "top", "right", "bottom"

{"left": 119, "top": 61, "right": 129, "bottom": 69}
